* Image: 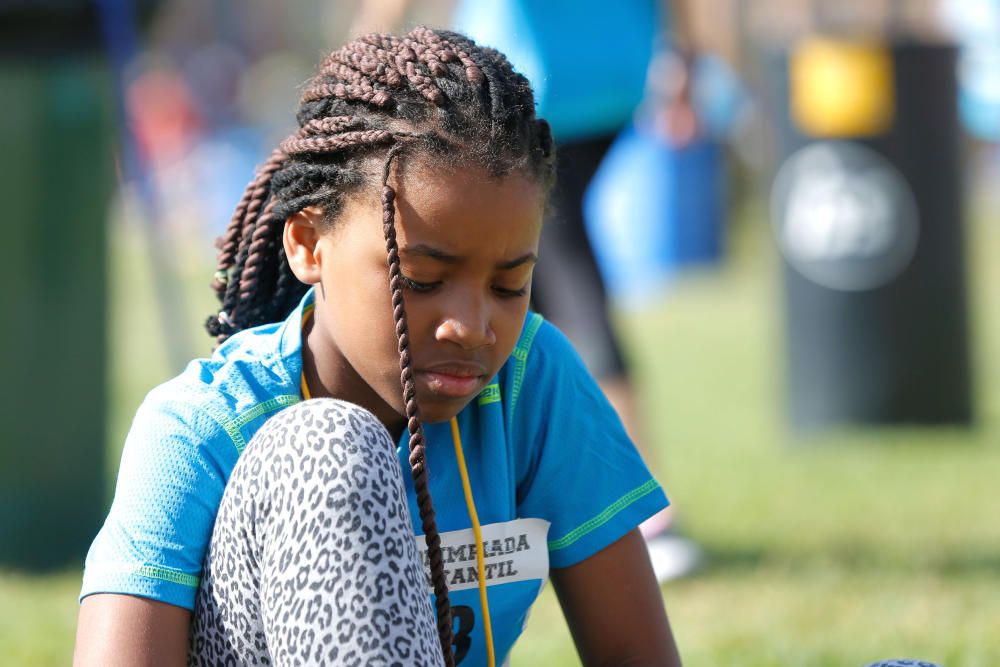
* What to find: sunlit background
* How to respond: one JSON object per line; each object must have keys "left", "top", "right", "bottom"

{"left": 1, "top": 0, "right": 998, "bottom": 665}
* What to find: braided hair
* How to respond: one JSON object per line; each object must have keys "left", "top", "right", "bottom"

{"left": 205, "top": 27, "right": 555, "bottom": 663}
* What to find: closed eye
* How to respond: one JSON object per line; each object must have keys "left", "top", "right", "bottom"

{"left": 401, "top": 276, "right": 441, "bottom": 293}
{"left": 493, "top": 285, "right": 528, "bottom": 298}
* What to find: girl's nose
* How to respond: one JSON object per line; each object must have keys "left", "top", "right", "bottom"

{"left": 435, "top": 299, "right": 496, "bottom": 350}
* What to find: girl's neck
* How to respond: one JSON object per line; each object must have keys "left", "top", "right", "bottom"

{"left": 301, "top": 311, "right": 407, "bottom": 442}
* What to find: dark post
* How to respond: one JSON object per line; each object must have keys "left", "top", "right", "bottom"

{"left": 0, "top": 4, "right": 114, "bottom": 568}
{"left": 769, "top": 38, "right": 973, "bottom": 431}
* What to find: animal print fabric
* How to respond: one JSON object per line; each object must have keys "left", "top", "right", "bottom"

{"left": 189, "top": 398, "right": 445, "bottom": 666}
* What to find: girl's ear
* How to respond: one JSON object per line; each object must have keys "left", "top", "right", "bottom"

{"left": 284, "top": 207, "right": 325, "bottom": 284}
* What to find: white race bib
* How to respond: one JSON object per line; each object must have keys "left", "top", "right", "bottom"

{"left": 416, "top": 517, "right": 550, "bottom": 592}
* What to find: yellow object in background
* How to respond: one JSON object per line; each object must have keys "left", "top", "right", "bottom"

{"left": 791, "top": 37, "right": 895, "bottom": 137}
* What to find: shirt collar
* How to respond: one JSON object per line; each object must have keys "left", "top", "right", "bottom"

{"left": 276, "top": 286, "right": 315, "bottom": 391}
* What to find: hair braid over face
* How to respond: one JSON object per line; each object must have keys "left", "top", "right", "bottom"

{"left": 205, "top": 27, "right": 555, "bottom": 660}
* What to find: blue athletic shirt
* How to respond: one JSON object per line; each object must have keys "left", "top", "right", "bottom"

{"left": 81, "top": 288, "right": 668, "bottom": 666}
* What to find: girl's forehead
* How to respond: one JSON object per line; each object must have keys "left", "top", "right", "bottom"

{"left": 392, "top": 164, "right": 545, "bottom": 254}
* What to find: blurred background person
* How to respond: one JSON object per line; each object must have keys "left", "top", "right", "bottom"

{"left": 352, "top": 0, "right": 707, "bottom": 582}
{"left": 452, "top": 0, "right": 752, "bottom": 583}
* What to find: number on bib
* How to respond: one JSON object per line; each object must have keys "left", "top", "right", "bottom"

{"left": 451, "top": 605, "right": 475, "bottom": 664}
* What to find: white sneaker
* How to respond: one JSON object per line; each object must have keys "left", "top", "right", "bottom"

{"left": 645, "top": 532, "right": 702, "bottom": 583}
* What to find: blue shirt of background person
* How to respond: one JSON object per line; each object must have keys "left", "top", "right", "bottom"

{"left": 454, "top": 0, "right": 661, "bottom": 142}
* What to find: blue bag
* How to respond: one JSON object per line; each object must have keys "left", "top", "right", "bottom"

{"left": 583, "top": 123, "right": 726, "bottom": 307}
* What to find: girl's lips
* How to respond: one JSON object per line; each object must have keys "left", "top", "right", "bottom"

{"left": 416, "top": 370, "right": 485, "bottom": 399}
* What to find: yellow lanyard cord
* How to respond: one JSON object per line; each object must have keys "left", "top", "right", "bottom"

{"left": 300, "top": 305, "right": 314, "bottom": 400}
{"left": 450, "top": 416, "right": 496, "bottom": 667}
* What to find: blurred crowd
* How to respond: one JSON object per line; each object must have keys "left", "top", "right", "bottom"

{"left": 95, "top": 0, "right": 998, "bottom": 253}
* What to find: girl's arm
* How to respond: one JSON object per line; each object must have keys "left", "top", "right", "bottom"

{"left": 550, "top": 528, "right": 682, "bottom": 667}
{"left": 73, "top": 594, "right": 191, "bottom": 667}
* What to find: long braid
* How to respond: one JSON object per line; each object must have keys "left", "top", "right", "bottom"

{"left": 381, "top": 146, "right": 454, "bottom": 662}
{"left": 204, "top": 28, "right": 557, "bottom": 660}
{"left": 211, "top": 183, "right": 252, "bottom": 301}
{"left": 207, "top": 149, "right": 287, "bottom": 342}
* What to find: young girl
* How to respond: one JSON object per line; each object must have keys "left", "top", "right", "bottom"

{"left": 74, "top": 27, "right": 682, "bottom": 666}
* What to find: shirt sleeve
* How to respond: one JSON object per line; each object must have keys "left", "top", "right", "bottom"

{"left": 80, "top": 384, "right": 237, "bottom": 610}
{"left": 512, "top": 321, "right": 669, "bottom": 569}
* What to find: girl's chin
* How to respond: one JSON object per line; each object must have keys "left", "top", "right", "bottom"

{"left": 413, "top": 395, "right": 477, "bottom": 425}
{"left": 383, "top": 383, "right": 483, "bottom": 430}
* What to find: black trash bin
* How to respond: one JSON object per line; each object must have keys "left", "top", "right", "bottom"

{"left": 768, "top": 37, "right": 973, "bottom": 432}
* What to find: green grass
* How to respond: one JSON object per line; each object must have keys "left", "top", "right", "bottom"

{"left": 509, "top": 198, "right": 1000, "bottom": 666}
{"left": 3, "top": 195, "right": 998, "bottom": 665}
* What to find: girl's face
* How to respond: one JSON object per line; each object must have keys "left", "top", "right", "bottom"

{"left": 300, "top": 162, "right": 545, "bottom": 430}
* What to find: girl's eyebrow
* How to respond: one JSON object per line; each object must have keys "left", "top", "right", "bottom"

{"left": 401, "top": 243, "right": 537, "bottom": 270}
{"left": 496, "top": 253, "right": 538, "bottom": 270}
{"left": 401, "top": 243, "right": 460, "bottom": 264}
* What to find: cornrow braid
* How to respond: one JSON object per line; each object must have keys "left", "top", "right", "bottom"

{"left": 205, "top": 27, "right": 556, "bottom": 661}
